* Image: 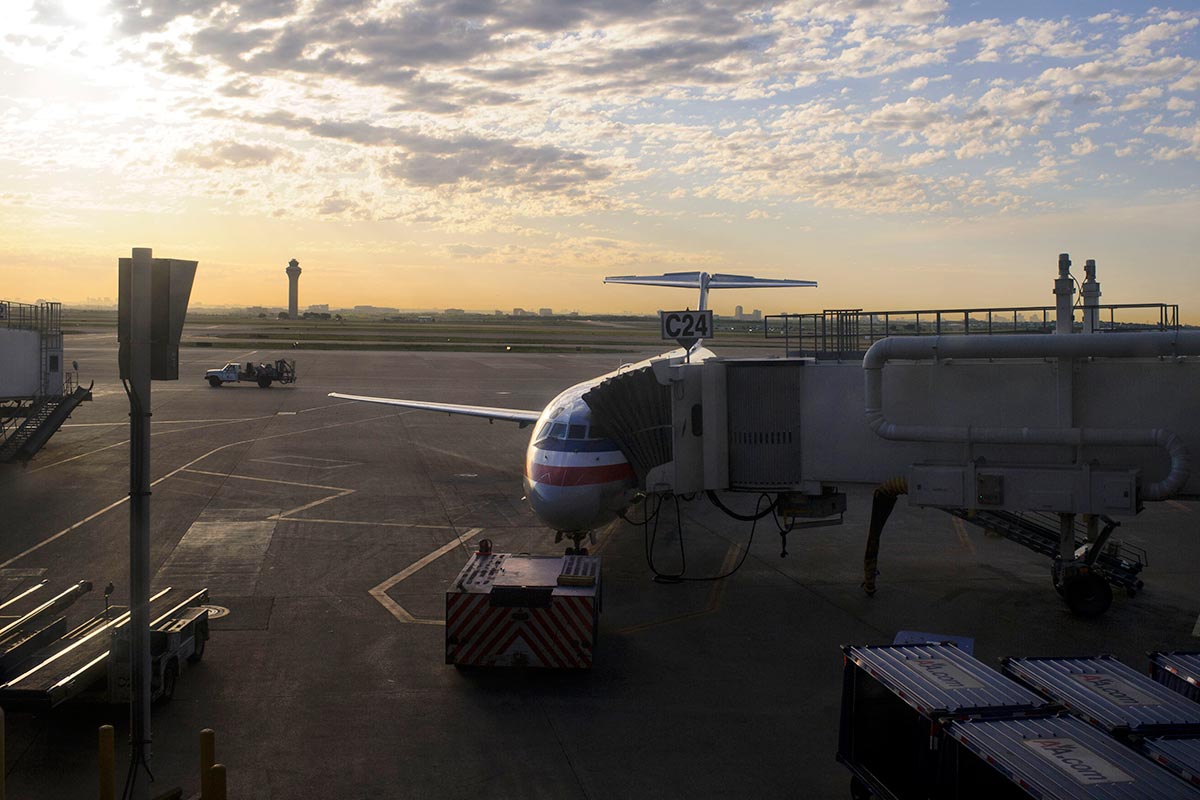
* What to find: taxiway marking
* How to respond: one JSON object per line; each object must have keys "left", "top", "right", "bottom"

{"left": 1, "top": 412, "right": 402, "bottom": 568}
{"left": 370, "top": 528, "right": 483, "bottom": 625}
{"left": 617, "top": 542, "right": 741, "bottom": 635}
{"left": 181, "top": 469, "right": 356, "bottom": 519}
{"left": 951, "top": 517, "right": 976, "bottom": 554}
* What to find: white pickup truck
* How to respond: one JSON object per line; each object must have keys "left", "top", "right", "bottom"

{"left": 205, "top": 359, "right": 296, "bottom": 388}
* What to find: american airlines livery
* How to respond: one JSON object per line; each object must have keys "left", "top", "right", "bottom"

{"left": 329, "top": 272, "right": 815, "bottom": 552}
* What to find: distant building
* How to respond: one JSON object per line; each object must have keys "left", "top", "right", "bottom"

{"left": 353, "top": 305, "right": 399, "bottom": 315}
{"left": 308, "top": 304, "right": 329, "bottom": 313}
{"left": 513, "top": 308, "right": 529, "bottom": 316}
{"left": 735, "top": 305, "right": 744, "bottom": 319}
{"left": 539, "top": 308, "right": 553, "bottom": 316}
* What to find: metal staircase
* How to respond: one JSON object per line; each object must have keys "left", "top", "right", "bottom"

{"left": 0, "top": 384, "right": 92, "bottom": 463}
{"left": 945, "top": 507, "right": 1147, "bottom": 594}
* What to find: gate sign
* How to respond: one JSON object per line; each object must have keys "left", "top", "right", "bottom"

{"left": 660, "top": 309, "right": 713, "bottom": 349}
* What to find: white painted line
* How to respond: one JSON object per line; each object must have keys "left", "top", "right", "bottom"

{"left": 370, "top": 528, "right": 482, "bottom": 626}
{"left": 3, "top": 412, "right": 401, "bottom": 567}
{"left": 267, "top": 517, "right": 454, "bottom": 530}
{"left": 181, "top": 468, "right": 356, "bottom": 519}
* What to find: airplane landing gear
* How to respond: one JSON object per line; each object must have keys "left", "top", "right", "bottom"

{"left": 556, "top": 530, "right": 594, "bottom": 556}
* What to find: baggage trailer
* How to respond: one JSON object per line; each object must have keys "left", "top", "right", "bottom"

{"left": 942, "top": 713, "right": 1200, "bottom": 798}
{"left": 1142, "top": 736, "right": 1200, "bottom": 788}
{"left": 1152, "top": 652, "right": 1200, "bottom": 704}
{"left": 446, "top": 550, "right": 600, "bottom": 669}
{"left": 0, "top": 586, "right": 209, "bottom": 712}
{"left": 837, "top": 643, "right": 1053, "bottom": 800}
{"left": 1002, "top": 655, "right": 1200, "bottom": 741}
{"left": 0, "top": 580, "right": 92, "bottom": 679}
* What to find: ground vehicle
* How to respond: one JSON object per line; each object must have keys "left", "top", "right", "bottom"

{"left": 206, "top": 359, "right": 296, "bottom": 388}
{"left": 0, "top": 586, "right": 210, "bottom": 710}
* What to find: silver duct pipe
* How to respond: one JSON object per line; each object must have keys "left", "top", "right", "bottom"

{"left": 863, "top": 330, "right": 1200, "bottom": 500}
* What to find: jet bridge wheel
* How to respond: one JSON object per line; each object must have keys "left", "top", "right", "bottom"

{"left": 1060, "top": 571, "right": 1113, "bottom": 618}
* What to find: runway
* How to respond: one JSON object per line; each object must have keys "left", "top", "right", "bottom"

{"left": 0, "top": 338, "right": 1197, "bottom": 798}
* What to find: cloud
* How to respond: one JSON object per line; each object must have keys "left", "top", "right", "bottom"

{"left": 175, "top": 140, "right": 287, "bottom": 169}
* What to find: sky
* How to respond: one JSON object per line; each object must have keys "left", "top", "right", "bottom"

{"left": 1, "top": 0, "right": 1197, "bottom": 318}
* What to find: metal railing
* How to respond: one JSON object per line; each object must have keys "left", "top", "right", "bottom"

{"left": 765, "top": 303, "right": 1180, "bottom": 359}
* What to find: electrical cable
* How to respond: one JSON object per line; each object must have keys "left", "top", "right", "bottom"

{"left": 637, "top": 492, "right": 768, "bottom": 582}
{"left": 706, "top": 489, "right": 778, "bottom": 521}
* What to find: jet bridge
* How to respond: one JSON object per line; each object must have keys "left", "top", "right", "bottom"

{"left": 583, "top": 255, "right": 1200, "bottom": 616}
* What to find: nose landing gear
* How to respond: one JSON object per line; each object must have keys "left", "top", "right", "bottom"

{"left": 555, "top": 530, "right": 596, "bottom": 556}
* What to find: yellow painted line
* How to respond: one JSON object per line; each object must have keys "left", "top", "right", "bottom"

{"left": 370, "top": 528, "right": 483, "bottom": 625}
{"left": 617, "top": 543, "right": 740, "bottom": 635}
{"left": 1167, "top": 500, "right": 1193, "bottom": 513}
{"left": 952, "top": 517, "right": 976, "bottom": 554}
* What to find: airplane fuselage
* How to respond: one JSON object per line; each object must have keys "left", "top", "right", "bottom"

{"left": 522, "top": 348, "right": 712, "bottom": 532}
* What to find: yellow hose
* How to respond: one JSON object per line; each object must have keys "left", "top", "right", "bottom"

{"left": 863, "top": 477, "right": 908, "bottom": 595}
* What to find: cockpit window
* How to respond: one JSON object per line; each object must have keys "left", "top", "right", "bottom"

{"left": 567, "top": 424, "right": 587, "bottom": 440}
{"left": 549, "top": 422, "right": 568, "bottom": 439}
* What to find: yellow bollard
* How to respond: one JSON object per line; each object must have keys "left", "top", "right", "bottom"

{"left": 199, "top": 729, "right": 215, "bottom": 799}
{"left": 210, "top": 764, "right": 227, "bottom": 800}
{"left": 98, "top": 725, "right": 115, "bottom": 800}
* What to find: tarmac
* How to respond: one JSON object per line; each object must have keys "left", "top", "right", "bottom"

{"left": 0, "top": 336, "right": 1197, "bottom": 798}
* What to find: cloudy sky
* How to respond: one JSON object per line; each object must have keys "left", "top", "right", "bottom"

{"left": 1, "top": 0, "right": 1197, "bottom": 316}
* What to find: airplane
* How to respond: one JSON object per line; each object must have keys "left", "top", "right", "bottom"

{"left": 329, "top": 272, "right": 816, "bottom": 553}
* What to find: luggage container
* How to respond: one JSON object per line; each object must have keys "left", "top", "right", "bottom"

{"left": 837, "top": 643, "right": 1053, "bottom": 800}
{"left": 1152, "top": 652, "right": 1200, "bottom": 703}
{"left": 943, "top": 713, "right": 1200, "bottom": 798}
{"left": 1141, "top": 736, "right": 1200, "bottom": 788}
{"left": 1002, "top": 655, "right": 1200, "bottom": 740}
{"left": 446, "top": 552, "right": 600, "bottom": 669}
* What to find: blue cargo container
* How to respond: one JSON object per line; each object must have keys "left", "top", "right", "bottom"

{"left": 1152, "top": 652, "right": 1200, "bottom": 704}
{"left": 1142, "top": 737, "right": 1200, "bottom": 788}
{"left": 1002, "top": 655, "right": 1200, "bottom": 739}
{"left": 838, "top": 643, "right": 1052, "bottom": 800}
{"left": 944, "top": 714, "right": 1200, "bottom": 798}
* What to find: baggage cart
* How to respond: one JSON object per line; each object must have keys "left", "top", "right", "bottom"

{"left": 1002, "top": 655, "right": 1200, "bottom": 740}
{"left": 837, "top": 643, "right": 1052, "bottom": 800}
{"left": 446, "top": 552, "right": 600, "bottom": 668}
{"left": 1141, "top": 736, "right": 1200, "bottom": 788}
{"left": 1152, "top": 652, "right": 1200, "bottom": 703}
{"left": 943, "top": 713, "right": 1200, "bottom": 798}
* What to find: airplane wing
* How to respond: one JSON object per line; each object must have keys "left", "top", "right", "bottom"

{"left": 328, "top": 392, "right": 542, "bottom": 428}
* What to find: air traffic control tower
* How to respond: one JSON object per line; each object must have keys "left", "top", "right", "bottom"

{"left": 286, "top": 258, "right": 301, "bottom": 318}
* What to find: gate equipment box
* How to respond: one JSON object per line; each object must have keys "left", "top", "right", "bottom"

{"left": 943, "top": 714, "right": 1199, "bottom": 798}
{"left": 1142, "top": 736, "right": 1200, "bottom": 788}
{"left": 1152, "top": 652, "right": 1200, "bottom": 703}
{"left": 837, "top": 643, "right": 1052, "bottom": 800}
{"left": 446, "top": 553, "right": 600, "bottom": 669}
{"left": 1002, "top": 655, "right": 1200, "bottom": 740}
